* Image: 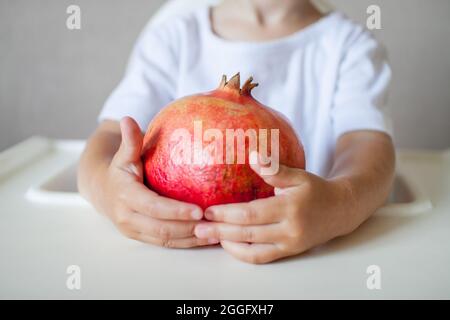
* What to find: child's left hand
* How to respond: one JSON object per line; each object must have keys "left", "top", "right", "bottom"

{"left": 194, "top": 153, "right": 358, "bottom": 264}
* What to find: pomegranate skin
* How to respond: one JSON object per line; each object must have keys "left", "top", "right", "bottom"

{"left": 142, "top": 74, "right": 305, "bottom": 210}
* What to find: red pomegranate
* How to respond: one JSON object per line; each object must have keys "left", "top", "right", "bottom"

{"left": 142, "top": 73, "right": 305, "bottom": 210}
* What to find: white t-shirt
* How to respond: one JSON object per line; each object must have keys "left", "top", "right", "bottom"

{"left": 99, "top": 8, "right": 392, "bottom": 177}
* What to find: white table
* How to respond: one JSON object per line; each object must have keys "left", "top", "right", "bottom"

{"left": 0, "top": 137, "right": 449, "bottom": 299}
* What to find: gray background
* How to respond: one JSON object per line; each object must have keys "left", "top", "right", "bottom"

{"left": 1, "top": 0, "right": 449, "bottom": 151}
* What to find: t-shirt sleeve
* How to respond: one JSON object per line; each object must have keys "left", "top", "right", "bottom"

{"left": 331, "top": 28, "right": 392, "bottom": 140}
{"left": 98, "top": 20, "right": 179, "bottom": 132}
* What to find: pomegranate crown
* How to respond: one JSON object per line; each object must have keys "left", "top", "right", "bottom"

{"left": 219, "top": 73, "right": 259, "bottom": 96}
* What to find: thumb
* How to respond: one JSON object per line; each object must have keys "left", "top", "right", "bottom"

{"left": 114, "top": 117, "right": 143, "bottom": 166}
{"left": 249, "top": 151, "right": 306, "bottom": 189}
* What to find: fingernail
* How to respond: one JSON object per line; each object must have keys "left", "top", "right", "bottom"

{"left": 195, "top": 225, "right": 212, "bottom": 238}
{"left": 204, "top": 209, "right": 214, "bottom": 220}
{"left": 191, "top": 208, "right": 203, "bottom": 220}
{"left": 208, "top": 238, "right": 219, "bottom": 244}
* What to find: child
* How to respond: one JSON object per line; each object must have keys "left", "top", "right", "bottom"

{"left": 78, "top": 0, "right": 395, "bottom": 264}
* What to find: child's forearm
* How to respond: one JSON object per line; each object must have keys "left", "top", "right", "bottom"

{"left": 328, "top": 130, "right": 396, "bottom": 234}
{"left": 77, "top": 120, "right": 122, "bottom": 206}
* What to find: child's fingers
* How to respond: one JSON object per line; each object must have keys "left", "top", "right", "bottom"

{"left": 194, "top": 222, "right": 280, "bottom": 243}
{"left": 142, "top": 235, "right": 219, "bottom": 248}
{"left": 249, "top": 151, "right": 306, "bottom": 188}
{"left": 220, "top": 241, "right": 284, "bottom": 264}
{"left": 126, "top": 182, "right": 203, "bottom": 221}
{"left": 113, "top": 117, "right": 143, "bottom": 166}
{"left": 204, "top": 197, "right": 285, "bottom": 224}
{"left": 125, "top": 211, "right": 200, "bottom": 240}
{"left": 136, "top": 233, "right": 219, "bottom": 248}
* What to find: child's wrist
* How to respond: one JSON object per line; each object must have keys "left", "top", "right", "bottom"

{"left": 85, "top": 162, "right": 110, "bottom": 210}
{"left": 328, "top": 177, "right": 360, "bottom": 237}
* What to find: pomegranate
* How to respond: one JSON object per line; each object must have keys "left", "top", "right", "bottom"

{"left": 142, "top": 73, "right": 305, "bottom": 210}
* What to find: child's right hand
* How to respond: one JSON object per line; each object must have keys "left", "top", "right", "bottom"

{"left": 88, "top": 117, "right": 219, "bottom": 248}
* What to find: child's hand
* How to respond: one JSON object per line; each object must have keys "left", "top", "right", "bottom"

{"left": 194, "top": 152, "right": 356, "bottom": 264}
{"left": 93, "top": 118, "right": 218, "bottom": 248}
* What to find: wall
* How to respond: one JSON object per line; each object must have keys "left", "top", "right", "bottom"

{"left": 1, "top": 0, "right": 449, "bottom": 151}
{"left": 330, "top": 0, "right": 450, "bottom": 149}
